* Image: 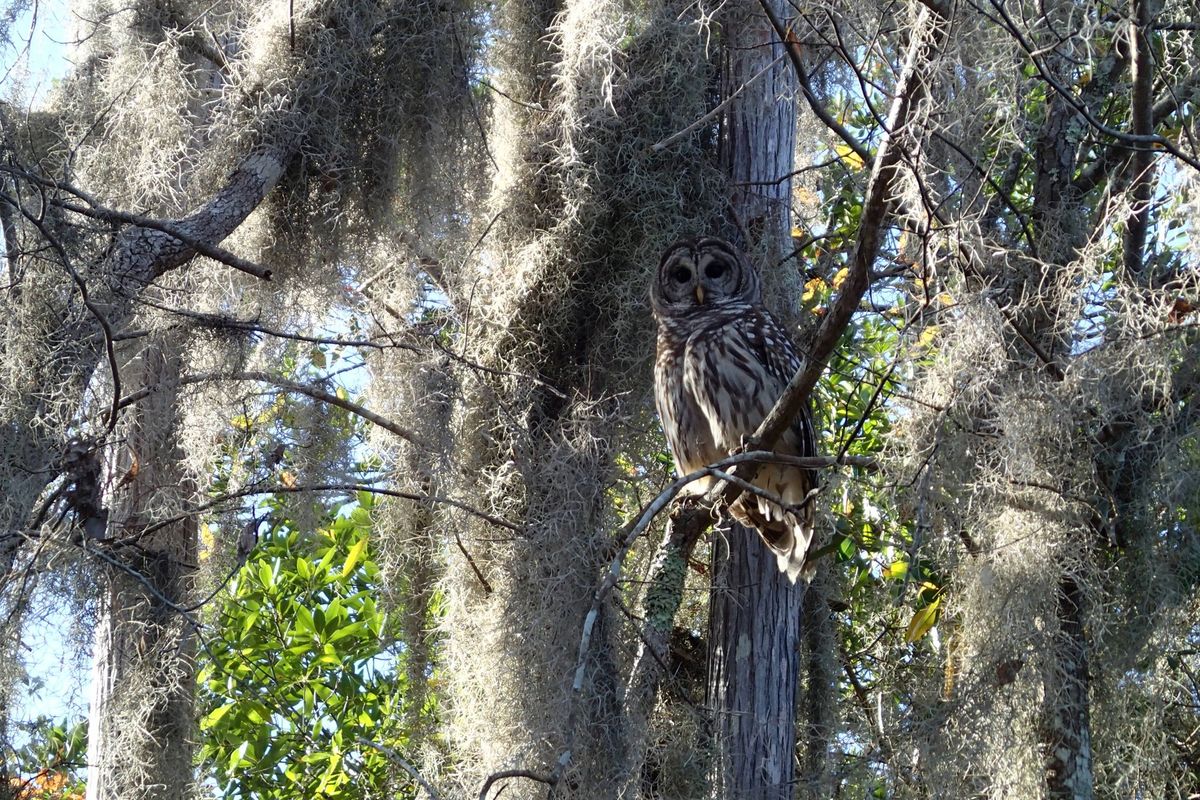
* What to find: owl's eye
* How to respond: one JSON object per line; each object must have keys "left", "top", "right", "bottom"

{"left": 704, "top": 261, "right": 727, "bottom": 280}
{"left": 671, "top": 266, "right": 692, "bottom": 284}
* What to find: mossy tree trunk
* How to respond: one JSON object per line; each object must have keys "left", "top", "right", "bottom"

{"left": 86, "top": 339, "right": 198, "bottom": 800}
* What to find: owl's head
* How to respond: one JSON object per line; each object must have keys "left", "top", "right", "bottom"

{"left": 651, "top": 236, "right": 762, "bottom": 314}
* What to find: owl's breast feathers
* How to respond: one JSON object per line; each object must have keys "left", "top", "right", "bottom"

{"left": 654, "top": 304, "right": 819, "bottom": 582}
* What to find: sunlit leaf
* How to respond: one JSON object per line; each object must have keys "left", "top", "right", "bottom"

{"left": 905, "top": 597, "right": 941, "bottom": 643}
{"left": 341, "top": 534, "right": 368, "bottom": 577}
{"left": 835, "top": 141, "right": 865, "bottom": 170}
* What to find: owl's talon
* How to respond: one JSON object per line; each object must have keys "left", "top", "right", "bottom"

{"left": 739, "top": 434, "right": 762, "bottom": 454}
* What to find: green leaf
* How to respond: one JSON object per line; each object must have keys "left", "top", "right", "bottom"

{"left": 202, "top": 703, "right": 235, "bottom": 731}
{"left": 838, "top": 535, "right": 856, "bottom": 561}
{"left": 257, "top": 559, "right": 276, "bottom": 590}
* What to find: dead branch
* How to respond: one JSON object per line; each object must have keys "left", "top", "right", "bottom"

{"left": 357, "top": 739, "right": 442, "bottom": 800}
{"left": 137, "top": 481, "right": 520, "bottom": 540}
{"left": 478, "top": 769, "right": 556, "bottom": 800}
{"left": 225, "top": 371, "right": 429, "bottom": 447}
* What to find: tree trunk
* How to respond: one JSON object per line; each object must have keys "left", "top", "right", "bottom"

{"left": 707, "top": 2, "right": 803, "bottom": 796}
{"left": 1043, "top": 575, "right": 1093, "bottom": 800}
{"left": 86, "top": 339, "right": 198, "bottom": 800}
{"left": 1030, "top": 62, "right": 1094, "bottom": 800}
{"left": 707, "top": 532, "right": 806, "bottom": 798}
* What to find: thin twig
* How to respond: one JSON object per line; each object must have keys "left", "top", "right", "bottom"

{"left": 650, "top": 54, "right": 785, "bottom": 152}
{"left": 454, "top": 531, "right": 493, "bottom": 594}
{"left": 116, "top": 370, "right": 429, "bottom": 448}
{"left": 138, "top": 482, "right": 520, "bottom": 540}
{"left": 226, "top": 371, "right": 429, "bottom": 447}
{"left": 357, "top": 739, "right": 442, "bottom": 800}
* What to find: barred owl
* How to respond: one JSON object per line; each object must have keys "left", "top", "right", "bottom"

{"left": 651, "top": 236, "right": 818, "bottom": 583}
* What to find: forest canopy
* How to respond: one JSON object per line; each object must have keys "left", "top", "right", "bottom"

{"left": 0, "top": 0, "right": 1197, "bottom": 798}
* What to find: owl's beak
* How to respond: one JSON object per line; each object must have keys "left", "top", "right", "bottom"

{"left": 694, "top": 285, "right": 705, "bottom": 304}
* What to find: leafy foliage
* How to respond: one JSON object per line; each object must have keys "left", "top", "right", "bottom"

{"left": 197, "top": 492, "right": 429, "bottom": 799}
{"left": 4, "top": 719, "right": 86, "bottom": 800}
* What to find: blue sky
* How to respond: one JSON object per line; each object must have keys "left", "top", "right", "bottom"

{"left": 5, "top": 0, "right": 80, "bottom": 726}
{"left": 3, "top": 0, "right": 69, "bottom": 108}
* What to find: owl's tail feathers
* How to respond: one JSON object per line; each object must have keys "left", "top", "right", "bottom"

{"left": 730, "top": 475, "right": 817, "bottom": 584}
{"left": 764, "top": 512, "right": 815, "bottom": 584}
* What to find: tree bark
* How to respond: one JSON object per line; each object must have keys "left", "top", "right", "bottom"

{"left": 86, "top": 339, "right": 198, "bottom": 800}
{"left": 1029, "top": 48, "right": 1095, "bottom": 800}
{"left": 707, "top": 2, "right": 803, "bottom": 797}
{"left": 707, "top": 532, "right": 806, "bottom": 799}
{"left": 1043, "top": 575, "right": 1094, "bottom": 800}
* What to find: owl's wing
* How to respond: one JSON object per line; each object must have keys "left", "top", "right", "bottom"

{"left": 724, "top": 311, "right": 820, "bottom": 582}
{"left": 655, "top": 331, "right": 721, "bottom": 485}
{"left": 744, "top": 309, "right": 819, "bottom": 472}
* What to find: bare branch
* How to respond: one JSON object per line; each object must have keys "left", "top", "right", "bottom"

{"left": 478, "top": 770, "right": 556, "bottom": 800}
{"left": 1122, "top": 0, "right": 1156, "bottom": 275}
{"left": 356, "top": 739, "right": 442, "bottom": 800}
{"left": 735, "top": 3, "right": 948, "bottom": 481}
{"left": 53, "top": 196, "right": 272, "bottom": 280}
{"left": 117, "top": 370, "right": 429, "bottom": 448}
{"left": 759, "top": 0, "right": 872, "bottom": 166}
{"left": 139, "top": 482, "right": 520, "bottom": 540}
{"left": 229, "top": 370, "right": 428, "bottom": 445}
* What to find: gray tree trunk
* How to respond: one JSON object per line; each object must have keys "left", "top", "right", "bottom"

{"left": 85, "top": 339, "right": 198, "bottom": 800}
{"left": 707, "top": 534, "right": 805, "bottom": 799}
{"left": 707, "top": 2, "right": 804, "bottom": 797}
{"left": 1043, "top": 575, "right": 1093, "bottom": 800}
{"left": 1030, "top": 76, "right": 1094, "bottom": 800}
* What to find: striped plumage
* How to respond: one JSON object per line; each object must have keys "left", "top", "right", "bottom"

{"left": 651, "top": 236, "right": 818, "bottom": 583}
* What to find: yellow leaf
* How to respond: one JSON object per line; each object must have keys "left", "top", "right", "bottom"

{"left": 918, "top": 326, "right": 939, "bottom": 348}
{"left": 937, "top": 292, "right": 954, "bottom": 306}
{"left": 802, "top": 277, "right": 824, "bottom": 303}
{"left": 884, "top": 560, "right": 908, "bottom": 579}
{"left": 905, "top": 597, "right": 941, "bottom": 643}
{"left": 199, "top": 523, "right": 216, "bottom": 562}
{"left": 831, "top": 267, "right": 850, "bottom": 289}
{"left": 791, "top": 226, "right": 805, "bottom": 239}
{"left": 835, "top": 142, "right": 865, "bottom": 171}
{"left": 280, "top": 470, "right": 297, "bottom": 489}
{"left": 342, "top": 535, "right": 368, "bottom": 577}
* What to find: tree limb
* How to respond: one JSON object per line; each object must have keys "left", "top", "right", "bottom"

{"left": 734, "top": 2, "right": 948, "bottom": 486}
{"left": 758, "top": 0, "right": 872, "bottom": 166}
{"left": 117, "top": 370, "right": 429, "bottom": 449}
{"left": 1122, "top": 0, "right": 1156, "bottom": 276}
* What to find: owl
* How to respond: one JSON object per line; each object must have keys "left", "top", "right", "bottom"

{"left": 651, "top": 236, "right": 819, "bottom": 583}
